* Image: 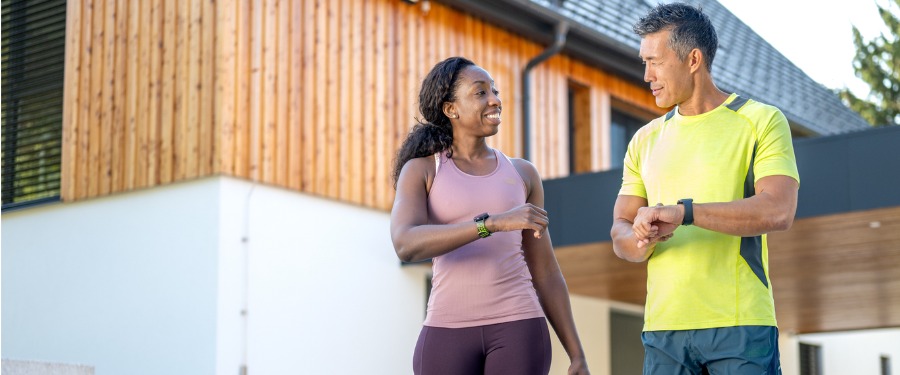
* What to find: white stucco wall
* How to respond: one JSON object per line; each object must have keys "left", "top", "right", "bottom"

{"left": 780, "top": 331, "right": 802, "bottom": 375}
{"left": 216, "top": 178, "right": 430, "bottom": 374}
{"left": 2, "top": 179, "right": 221, "bottom": 375}
{"left": 2, "top": 177, "right": 429, "bottom": 375}
{"left": 799, "top": 328, "right": 900, "bottom": 375}
{"left": 547, "top": 296, "right": 644, "bottom": 375}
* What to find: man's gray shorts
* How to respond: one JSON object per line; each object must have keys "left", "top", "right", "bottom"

{"left": 642, "top": 325, "right": 781, "bottom": 374}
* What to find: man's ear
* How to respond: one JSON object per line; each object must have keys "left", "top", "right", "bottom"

{"left": 689, "top": 48, "right": 704, "bottom": 74}
{"left": 443, "top": 102, "right": 457, "bottom": 119}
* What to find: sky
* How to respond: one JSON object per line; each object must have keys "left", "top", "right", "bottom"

{"left": 715, "top": 0, "right": 895, "bottom": 99}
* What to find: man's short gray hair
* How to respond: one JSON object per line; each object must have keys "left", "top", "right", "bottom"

{"left": 633, "top": 3, "right": 718, "bottom": 72}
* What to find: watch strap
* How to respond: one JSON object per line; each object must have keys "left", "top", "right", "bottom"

{"left": 474, "top": 213, "right": 491, "bottom": 238}
{"left": 677, "top": 199, "right": 694, "bottom": 226}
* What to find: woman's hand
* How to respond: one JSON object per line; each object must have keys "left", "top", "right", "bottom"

{"left": 567, "top": 356, "right": 590, "bottom": 375}
{"left": 486, "top": 203, "right": 549, "bottom": 238}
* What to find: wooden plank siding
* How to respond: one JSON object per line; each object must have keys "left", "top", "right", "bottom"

{"left": 62, "top": 0, "right": 662, "bottom": 211}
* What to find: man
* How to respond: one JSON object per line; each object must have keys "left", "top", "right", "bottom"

{"left": 610, "top": 3, "right": 799, "bottom": 374}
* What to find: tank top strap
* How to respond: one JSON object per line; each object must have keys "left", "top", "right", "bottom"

{"left": 498, "top": 150, "right": 515, "bottom": 168}
{"left": 434, "top": 152, "right": 441, "bottom": 174}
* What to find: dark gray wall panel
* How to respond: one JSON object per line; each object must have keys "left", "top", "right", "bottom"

{"left": 545, "top": 126, "right": 900, "bottom": 247}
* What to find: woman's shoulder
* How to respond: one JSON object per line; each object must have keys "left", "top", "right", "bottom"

{"left": 503, "top": 154, "right": 539, "bottom": 178}
{"left": 402, "top": 154, "right": 438, "bottom": 174}
{"left": 395, "top": 154, "right": 442, "bottom": 194}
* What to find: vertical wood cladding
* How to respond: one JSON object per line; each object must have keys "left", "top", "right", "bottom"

{"left": 62, "top": 0, "right": 661, "bottom": 210}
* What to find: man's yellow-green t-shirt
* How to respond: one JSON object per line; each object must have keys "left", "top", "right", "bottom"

{"left": 619, "top": 93, "right": 800, "bottom": 332}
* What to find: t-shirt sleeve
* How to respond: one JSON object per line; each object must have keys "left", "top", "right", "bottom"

{"left": 753, "top": 108, "right": 800, "bottom": 184}
{"left": 619, "top": 133, "right": 647, "bottom": 198}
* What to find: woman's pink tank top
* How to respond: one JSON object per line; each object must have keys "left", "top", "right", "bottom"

{"left": 424, "top": 149, "right": 545, "bottom": 328}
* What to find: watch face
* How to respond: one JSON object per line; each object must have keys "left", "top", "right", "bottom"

{"left": 474, "top": 213, "right": 489, "bottom": 222}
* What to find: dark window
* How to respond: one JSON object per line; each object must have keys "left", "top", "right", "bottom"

{"left": 2, "top": 0, "right": 66, "bottom": 210}
{"left": 610, "top": 310, "right": 643, "bottom": 375}
{"left": 799, "top": 342, "right": 823, "bottom": 375}
{"left": 609, "top": 109, "right": 645, "bottom": 169}
{"left": 883, "top": 355, "right": 892, "bottom": 375}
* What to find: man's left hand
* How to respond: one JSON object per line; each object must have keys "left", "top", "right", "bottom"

{"left": 633, "top": 203, "right": 683, "bottom": 248}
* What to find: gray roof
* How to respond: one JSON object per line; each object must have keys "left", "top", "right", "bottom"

{"left": 441, "top": 0, "right": 871, "bottom": 135}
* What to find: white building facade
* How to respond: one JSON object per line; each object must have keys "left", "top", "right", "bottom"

{"left": 3, "top": 176, "right": 898, "bottom": 374}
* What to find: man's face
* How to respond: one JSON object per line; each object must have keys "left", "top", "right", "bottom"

{"left": 639, "top": 29, "right": 693, "bottom": 109}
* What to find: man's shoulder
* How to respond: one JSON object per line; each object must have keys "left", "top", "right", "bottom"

{"left": 738, "top": 98, "right": 785, "bottom": 120}
{"left": 634, "top": 114, "right": 668, "bottom": 140}
{"left": 716, "top": 97, "right": 789, "bottom": 135}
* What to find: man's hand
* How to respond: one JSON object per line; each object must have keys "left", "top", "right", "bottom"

{"left": 633, "top": 203, "right": 682, "bottom": 248}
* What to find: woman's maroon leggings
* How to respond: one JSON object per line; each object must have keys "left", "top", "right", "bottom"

{"left": 412, "top": 317, "right": 552, "bottom": 375}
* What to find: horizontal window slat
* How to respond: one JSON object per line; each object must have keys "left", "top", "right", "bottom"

{"left": 2, "top": 29, "right": 67, "bottom": 53}
{"left": 3, "top": 140, "right": 63, "bottom": 157}
{"left": 2, "top": 0, "right": 66, "bottom": 21}
{"left": 3, "top": 73, "right": 65, "bottom": 96}
{"left": 7, "top": 185, "right": 62, "bottom": 201}
{"left": 6, "top": 141, "right": 63, "bottom": 158}
{"left": 2, "top": 87, "right": 64, "bottom": 106}
{"left": 2, "top": 38, "right": 66, "bottom": 66}
{"left": 1, "top": 83, "right": 62, "bottom": 104}
{"left": 3, "top": 154, "right": 61, "bottom": 172}
{"left": 3, "top": 144, "right": 64, "bottom": 159}
{"left": 6, "top": 53, "right": 65, "bottom": 79}
{"left": 11, "top": 175, "right": 62, "bottom": 188}
{"left": 1, "top": 104, "right": 64, "bottom": 123}
{"left": 3, "top": 161, "right": 62, "bottom": 178}
{"left": 5, "top": 134, "right": 62, "bottom": 153}
{"left": 2, "top": 8, "right": 66, "bottom": 40}
{"left": 1, "top": 115, "right": 63, "bottom": 135}
{"left": 2, "top": 170, "right": 59, "bottom": 185}
{"left": 2, "top": 24, "right": 66, "bottom": 53}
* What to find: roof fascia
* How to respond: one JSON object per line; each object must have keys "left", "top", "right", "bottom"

{"left": 438, "top": 0, "right": 645, "bottom": 84}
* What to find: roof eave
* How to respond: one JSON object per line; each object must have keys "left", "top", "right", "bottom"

{"left": 438, "top": 0, "right": 646, "bottom": 85}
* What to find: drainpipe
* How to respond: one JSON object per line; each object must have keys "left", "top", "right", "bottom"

{"left": 522, "top": 20, "right": 569, "bottom": 161}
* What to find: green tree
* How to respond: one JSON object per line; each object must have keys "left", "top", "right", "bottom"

{"left": 839, "top": 0, "right": 900, "bottom": 126}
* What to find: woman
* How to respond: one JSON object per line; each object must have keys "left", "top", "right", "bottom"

{"left": 391, "top": 56, "right": 590, "bottom": 375}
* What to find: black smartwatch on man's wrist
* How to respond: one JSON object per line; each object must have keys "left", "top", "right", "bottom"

{"left": 677, "top": 199, "right": 694, "bottom": 226}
